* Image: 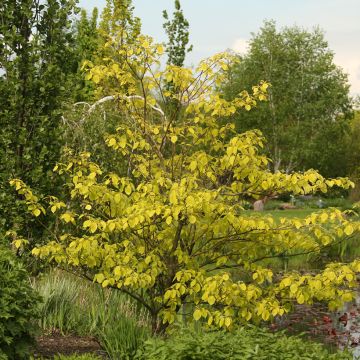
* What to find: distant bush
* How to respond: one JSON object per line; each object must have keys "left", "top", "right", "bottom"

{"left": 0, "top": 246, "right": 40, "bottom": 359}
{"left": 135, "top": 326, "right": 352, "bottom": 360}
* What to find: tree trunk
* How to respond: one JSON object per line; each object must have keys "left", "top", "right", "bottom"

{"left": 151, "top": 312, "right": 168, "bottom": 335}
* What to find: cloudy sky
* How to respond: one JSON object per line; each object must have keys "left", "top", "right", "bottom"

{"left": 79, "top": 0, "right": 360, "bottom": 95}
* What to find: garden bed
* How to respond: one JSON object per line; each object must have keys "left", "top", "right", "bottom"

{"left": 34, "top": 333, "right": 106, "bottom": 359}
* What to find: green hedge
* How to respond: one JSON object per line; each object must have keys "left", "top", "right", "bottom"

{"left": 0, "top": 247, "right": 40, "bottom": 359}
{"left": 135, "top": 326, "right": 352, "bottom": 360}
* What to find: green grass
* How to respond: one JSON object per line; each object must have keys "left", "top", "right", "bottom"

{"left": 243, "top": 208, "right": 317, "bottom": 222}
{"left": 266, "top": 209, "right": 317, "bottom": 219}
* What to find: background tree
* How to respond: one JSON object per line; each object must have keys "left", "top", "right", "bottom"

{"left": 97, "top": 0, "right": 141, "bottom": 73}
{"left": 163, "top": 0, "right": 192, "bottom": 67}
{"left": 162, "top": 0, "right": 193, "bottom": 125}
{"left": 0, "top": 0, "right": 79, "bottom": 237}
{"left": 62, "top": 0, "right": 142, "bottom": 175}
{"left": 222, "top": 20, "right": 353, "bottom": 176}
{"left": 71, "top": 7, "right": 100, "bottom": 102}
{"left": 345, "top": 109, "right": 360, "bottom": 201}
{"left": 11, "top": 30, "right": 360, "bottom": 335}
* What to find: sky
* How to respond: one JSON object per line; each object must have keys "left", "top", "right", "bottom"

{"left": 78, "top": 0, "right": 360, "bottom": 95}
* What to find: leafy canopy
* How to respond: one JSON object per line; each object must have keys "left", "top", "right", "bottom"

{"left": 11, "top": 23, "right": 360, "bottom": 334}
{"left": 222, "top": 20, "right": 352, "bottom": 175}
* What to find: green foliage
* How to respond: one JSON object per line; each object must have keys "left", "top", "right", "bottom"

{"left": 163, "top": 0, "right": 192, "bottom": 67}
{"left": 0, "top": 0, "right": 79, "bottom": 237}
{"left": 345, "top": 110, "right": 360, "bottom": 200}
{"left": 71, "top": 7, "right": 100, "bottom": 102}
{"left": 98, "top": 315, "right": 149, "bottom": 359}
{"left": 35, "top": 270, "right": 150, "bottom": 358}
{"left": 222, "top": 20, "right": 353, "bottom": 176}
{"left": 135, "top": 326, "right": 352, "bottom": 360}
{"left": 0, "top": 246, "right": 40, "bottom": 360}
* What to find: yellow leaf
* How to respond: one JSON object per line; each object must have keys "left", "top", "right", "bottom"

{"left": 290, "top": 284, "right": 298, "bottom": 294}
{"left": 221, "top": 63, "right": 229, "bottom": 71}
{"left": 342, "top": 292, "right": 353, "bottom": 302}
{"left": 320, "top": 213, "right": 328, "bottom": 222}
{"left": 208, "top": 296, "right": 216, "bottom": 305}
{"left": 344, "top": 224, "right": 354, "bottom": 236}
{"left": 260, "top": 82, "right": 269, "bottom": 92}
{"left": 169, "top": 190, "right": 177, "bottom": 205}
{"left": 32, "top": 248, "right": 40, "bottom": 256}
{"left": 224, "top": 317, "right": 232, "bottom": 327}
{"left": 193, "top": 309, "right": 202, "bottom": 321}
{"left": 95, "top": 273, "right": 105, "bottom": 284}
{"left": 33, "top": 208, "right": 41, "bottom": 217}
{"left": 156, "top": 45, "right": 164, "bottom": 55}
{"left": 327, "top": 271, "right": 336, "bottom": 281}
{"left": 189, "top": 215, "right": 196, "bottom": 224}
{"left": 61, "top": 213, "right": 74, "bottom": 223}
{"left": 125, "top": 185, "right": 132, "bottom": 195}
{"left": 297, "top": 294, "right": 305, "bottom": 304}
{"left": 90, "top": 222, "right": 98, "bottom": 233}
{"left": 281, "top": 277, "right": 292, "bottom": 287}
{"left": 189, "top": 160, "right": 197, "bottom": 171}
{"left": 13, "top": 239, "right": 23, "bottom": 249}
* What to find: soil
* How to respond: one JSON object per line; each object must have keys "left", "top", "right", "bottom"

{"left": 34, "top": 332, "right": 108, "bottom": 359}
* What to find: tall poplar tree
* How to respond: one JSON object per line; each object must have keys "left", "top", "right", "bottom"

{"left": 0, "top": 0, "right": 78, "bottom": 235}
{"left": 163, "top": 0, "right": 192, "bottom": 67}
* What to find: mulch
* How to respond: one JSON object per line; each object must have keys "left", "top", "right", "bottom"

{"left": 34, "top": 333, "right": 108, "bottom": 359}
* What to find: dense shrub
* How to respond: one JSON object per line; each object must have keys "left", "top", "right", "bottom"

{"left": 0, "top": 247, "right": 40, "bottom": 359}
{"left": 135, "top": 326, "right": 352, "bottom": 360}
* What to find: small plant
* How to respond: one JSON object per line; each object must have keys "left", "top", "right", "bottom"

{"left": 97, "top": 314, "right": 149, "bottom": 360}
{"left": 0, "top": 246, "right": 41, "bottom": 360}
